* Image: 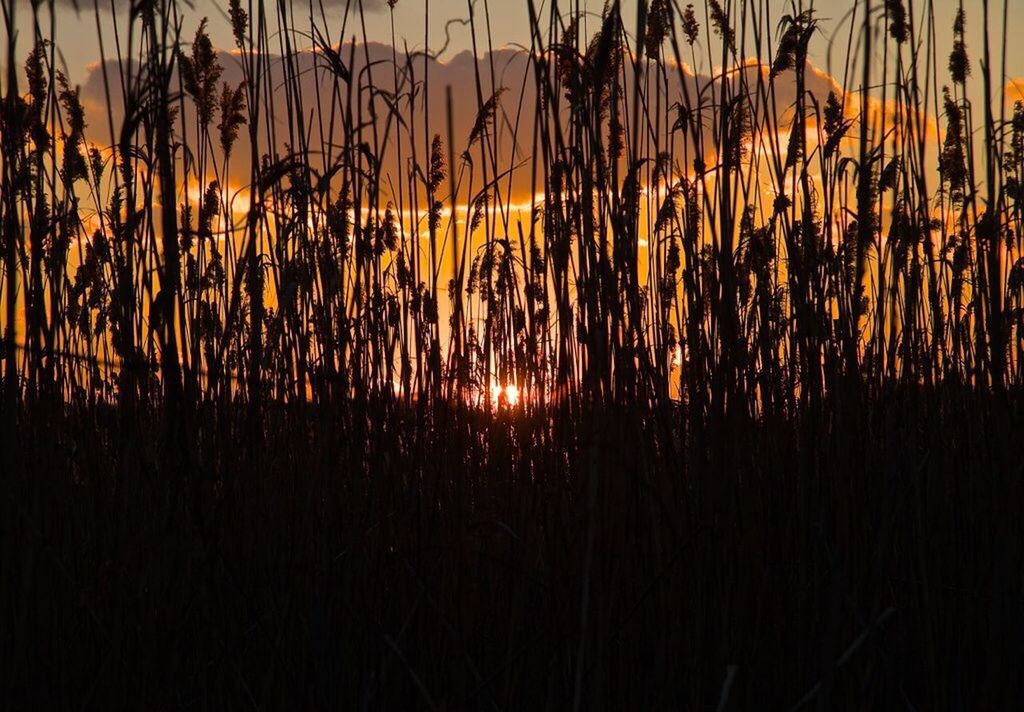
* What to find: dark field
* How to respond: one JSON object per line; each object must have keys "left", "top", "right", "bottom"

{"left": 5, "top": 389, "right": 1024, "bottom": 708}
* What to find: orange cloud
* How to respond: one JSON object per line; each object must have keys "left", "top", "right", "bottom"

{"left": 1006, "top": 78, "right": 1024, "bottom": 105}
{"left": 69, "top": 41, "right": 946, "bottom": 220}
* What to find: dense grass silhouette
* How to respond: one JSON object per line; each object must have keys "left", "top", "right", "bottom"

{"left": 2, "top": 0, "right": 1024, "bottom": 707}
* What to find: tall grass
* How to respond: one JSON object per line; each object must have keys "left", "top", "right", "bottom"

{"left": 2, "top": 0, "right": 1023, "bottom": 708}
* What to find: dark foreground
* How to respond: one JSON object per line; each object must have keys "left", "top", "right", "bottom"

{"left": 2, "top": 387, "right": 1023, "bottom": 710}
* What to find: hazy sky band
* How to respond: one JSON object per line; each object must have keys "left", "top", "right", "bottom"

{"left": 6, "top": 0, "right": 1022, "bottom": 91}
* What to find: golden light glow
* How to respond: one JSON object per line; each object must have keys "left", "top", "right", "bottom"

{"left": 490, "top": 383, "right": 521, "bottom": 408}
{"left": 671, "top": 345, "right": 682, "bottom": 370}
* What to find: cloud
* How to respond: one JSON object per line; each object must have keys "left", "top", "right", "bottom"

{"left": 70, "top": 39, "right": 940, "bottom": 209}
{"left": 1007, "top": 78, "right": 1024, "bottom": 105}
